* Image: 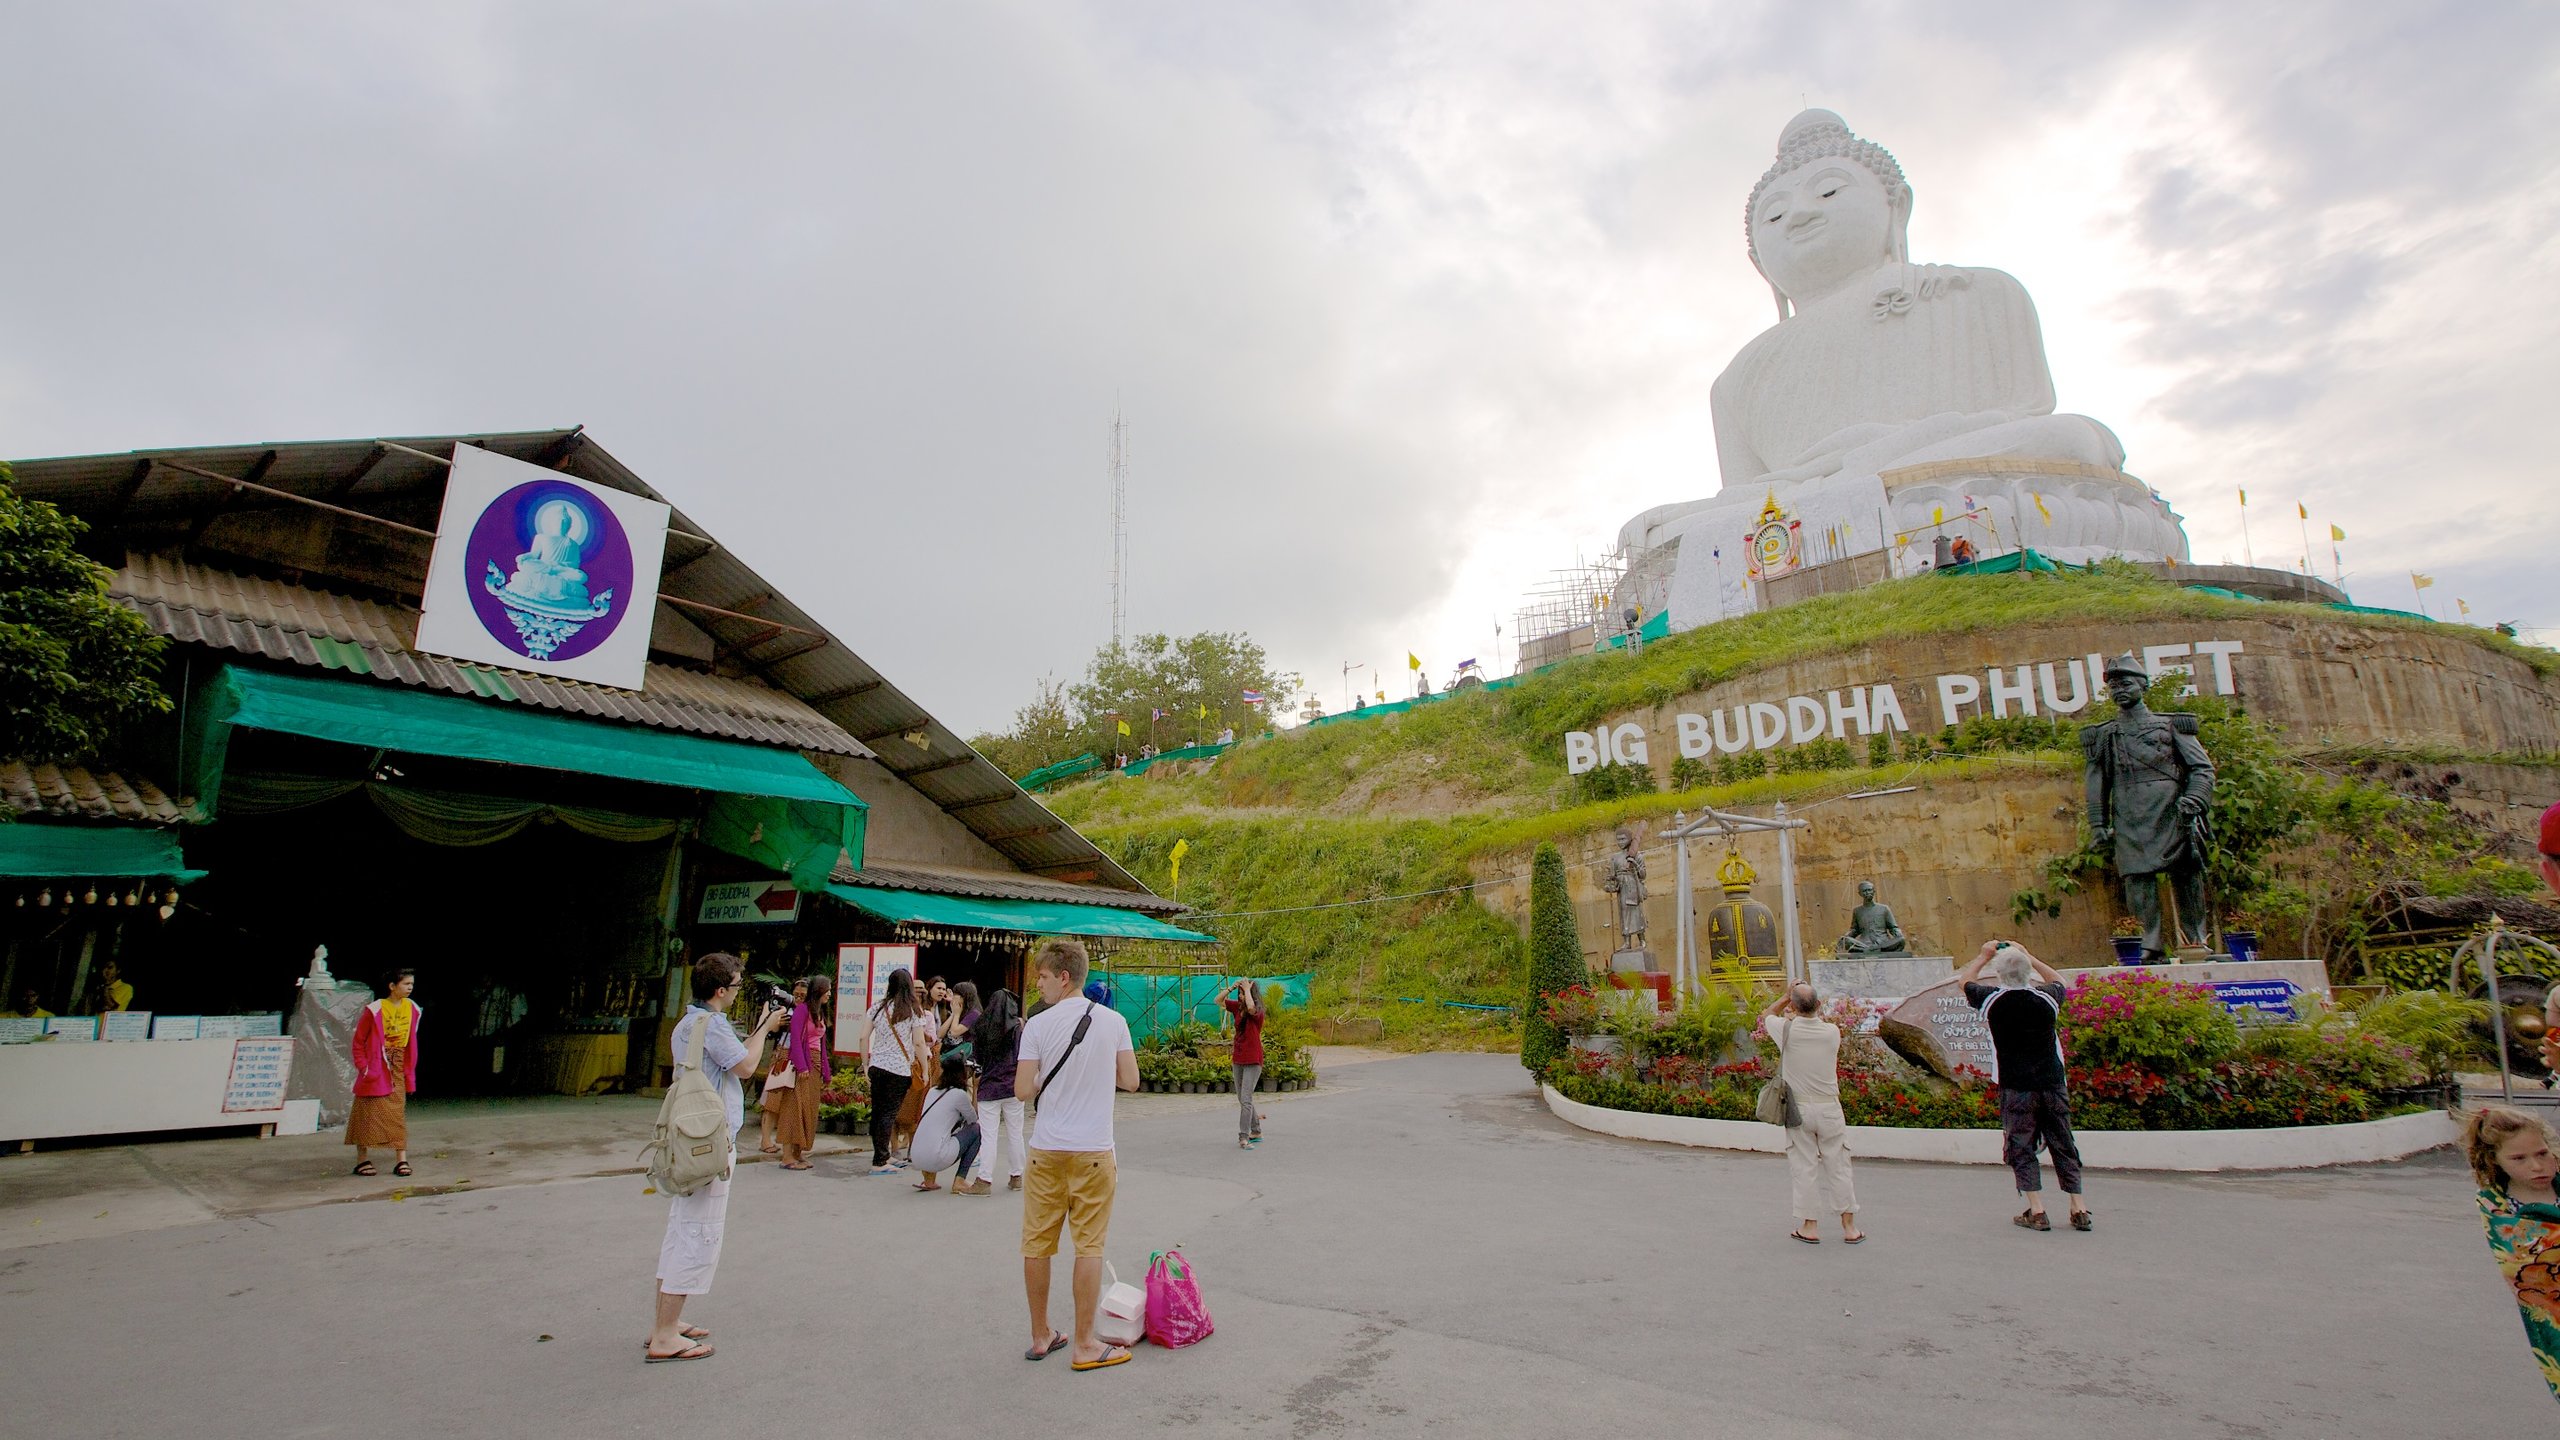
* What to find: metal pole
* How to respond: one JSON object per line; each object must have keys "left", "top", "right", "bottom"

{"left": 2457, "top": 924, "right": 2517, "bottom": 1106}
{"left": 1673, "top": 816, "right": 1692, "bottom": 1008}
{"left": 1775, "top": 799, "right": 1802, "bottom": 984}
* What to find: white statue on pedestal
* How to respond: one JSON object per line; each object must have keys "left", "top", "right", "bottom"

{"left": 1622, "top": 110, "right": 2188, "bottom": 625}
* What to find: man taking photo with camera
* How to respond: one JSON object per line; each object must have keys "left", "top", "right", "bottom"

{"left": 1016, "top": 938, "right": 1139, "bottom": 1371}
{"left": 646, "top": 952, "right": 784, "bottom": 1363}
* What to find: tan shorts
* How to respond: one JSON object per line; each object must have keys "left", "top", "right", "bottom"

{"left": 1020, "top": 1147, "right": 1116, "bottom": 1259}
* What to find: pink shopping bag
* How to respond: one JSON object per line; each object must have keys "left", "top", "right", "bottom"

{"left": 1144, "top": 1247, "right": 1214, "bottom": 1348}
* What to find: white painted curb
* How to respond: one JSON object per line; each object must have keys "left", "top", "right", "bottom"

{"left": 1541, "top": 1084, "right": 2459, "bottom": 1172}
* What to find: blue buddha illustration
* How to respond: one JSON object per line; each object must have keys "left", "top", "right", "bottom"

{"left": 482, "top": 495, "right": 615, "bottom": 659}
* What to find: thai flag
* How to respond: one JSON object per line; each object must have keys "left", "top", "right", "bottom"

{"left": 1240, "top": 689, "right": 1266, "bottom": 704}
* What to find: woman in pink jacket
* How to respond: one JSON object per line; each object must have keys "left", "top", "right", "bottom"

{"left": 346, "top": 969, "right": 421, "bottom": 1177}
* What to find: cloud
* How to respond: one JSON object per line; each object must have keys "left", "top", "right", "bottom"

{"left": 1, "top": 1, "right": 2553, "bottom": 732}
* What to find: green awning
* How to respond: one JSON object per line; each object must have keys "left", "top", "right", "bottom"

{"left": 0, "top": 822, "right": 204, "bottom": 881}
{"left": 825, "top": 883, "right": 1215, "bottom": 943}
{"left": 185, "top": 665, "right": 864, "bottom": 886}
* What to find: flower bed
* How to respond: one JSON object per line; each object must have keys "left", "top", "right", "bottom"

{"left": 1549, "top": 970, "right": 2442, "bottom": 1132}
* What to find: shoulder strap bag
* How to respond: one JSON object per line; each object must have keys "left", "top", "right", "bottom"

{"left": 1754, "top": 1016, "right": 1802, "bottom": 1128}
{"left": 1036, "top": 1001, "right": 1100, "bottom": 1094}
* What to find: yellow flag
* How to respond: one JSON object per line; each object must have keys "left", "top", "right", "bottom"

{"left": 1196, "top": 703, "right": 1208, "bottom": 720}
{"left": 2330, "top": 524, "right": 2347, "bottom": 542}
{"left": 2411, "top": 572, "right": 2434, "bottom": 590}
{"left": 1116, "top": 719, "right": 1132, "bottom": 737}
{"left": 2237, "top": 487, "right": 2247, "bottom": 506}
{"left": 2296, "top": 502, "right": 2308, "bottom": 520}
{"left": 1168, "top": 837, "right": 1190, "bottom": 889}
{"left": 1407, "top": 652, "right": 1421, "bottom": 671}
{"left": 2458, "top": 598, "right": 2472, "bottom": 616}
{"left": 2031, "top": 492, "right": 2052, "bottom": 525}
{"left": 1931, "top": 506, "right": 1944, "bottom": 524}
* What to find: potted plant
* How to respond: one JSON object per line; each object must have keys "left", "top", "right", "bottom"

{"left": 2110, "top": 915, "right": 2145, "bottom": 965}
{"left": 2222, "top": 912, "right": 2261, "bottom": 963}
{"left": 1545, "top": 986, "right": 1612, "bottom": 1054}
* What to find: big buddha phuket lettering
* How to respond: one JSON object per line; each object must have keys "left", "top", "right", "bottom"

{"left": 1561, "top": 636, "right": 2242, "bottom": 774}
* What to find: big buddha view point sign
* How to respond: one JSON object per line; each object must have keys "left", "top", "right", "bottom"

{"left": 415, "top": 445, "right": 672, "bottom": 691}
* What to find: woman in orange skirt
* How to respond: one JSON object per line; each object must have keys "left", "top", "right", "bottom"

{"left": 347, "top": 969, "right": 421, "bottom": 1178}
{"left": 778, "top": 973, "right": 833, "bottom": 1169}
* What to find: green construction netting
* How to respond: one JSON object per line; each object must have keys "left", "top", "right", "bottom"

{"left": 1599, "top": 609, "right": 1673, "bottom": 650}
{"left": 1306, "top": 674, "right": 1518, "bottom": 728}
{"left": 1094, "top": 970, "right": 1311, "bottom": 1045}
{"left": 1020, "top": 752, "right": 1102, "bottom": 791}
{"left": 1121, "top": 742, "right": 1229, "bottom": 777}
{"left": 1938, "top": 547, "right": 2078, "bottom": 576}
{"left": 0, "top": 821, "right": 205, "bottom": 881}
{"left": 825, "top": 882, "right": 1215, "bottom": 943}
{"left": 185, "top": 665, "right": 864, "bottom": 888}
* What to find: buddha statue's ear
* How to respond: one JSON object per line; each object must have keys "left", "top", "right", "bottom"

{"left": 1886, "top": 187, "right": 1911, "bottom": 265}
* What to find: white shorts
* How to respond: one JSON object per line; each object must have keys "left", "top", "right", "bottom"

{"left": 656, "top": 1166, "right": 732, "bottom": 1296}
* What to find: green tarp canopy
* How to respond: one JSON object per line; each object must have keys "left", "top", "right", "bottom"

{"left": 186, "top": 666, "right": 864, "bottom": 888}
{"left": 825, "top": 882, "right": 1215, "bottom": 944}
{"left": 1599, "top": 609, "right": 1673, "bottom": 650}
{"left": 1121, "top": 742, "right": 1229, "bottom": 777}
{"left": 1019, "top": 752, "right": 1101, "bottom": 792}
{"left": 0, "top": 822, "right": 204, "bottom": 881}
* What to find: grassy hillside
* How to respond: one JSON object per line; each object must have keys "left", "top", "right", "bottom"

{"left": 1048, "top": 568, "right": 2554, "bottom": 1046}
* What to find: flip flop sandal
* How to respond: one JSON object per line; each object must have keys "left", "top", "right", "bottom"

{"left": 1843, "top": 1232, "right": 1867, "bottom": 1245}
{"left": 780, "top": 1162, "right": 813, "bottom": 1171}
{"left": 912, "top": 1179, "right": 941, "bottom": 1191}
{"left": 640, "top": 1327, "right": 710, "bottom": 1350}
{"left": 1791, "top": 1230, "right": 1820, "bottom": 1244}
{"left": 392, "top": 1161, "right": 413, "bottom": 1177}
{"left": 644, "top": 1342, "right": 715, "bottom": 1363}
{"left": 351, "top": 1161, "right": 377, "bottom": 1177}
{"left": 1071, "top": 1347, "right": 1133, "bottom": 1372}
{"left": 1024, "top": 1333, "right": 1069, "bottom": 1362}
{"left": 760, "top": 1145, "right": 783, "bottom": 1155}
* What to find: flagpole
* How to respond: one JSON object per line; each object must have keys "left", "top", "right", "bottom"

{"left": 2411, "top": 574, "right": 2431, "bottom": 619}
{"left": 2237, "top": 488, "right": 2253, "bottom": 567}
{"left": 2296, "top": 505, "right": 2312, "bottom": 575}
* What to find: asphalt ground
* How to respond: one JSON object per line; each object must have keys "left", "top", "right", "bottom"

{"left": 0, "top": 1051, "right": 2545, "bottom": 1437}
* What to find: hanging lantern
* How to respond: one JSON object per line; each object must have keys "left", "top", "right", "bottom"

{"left": 83, "top": 885, "right": 99, "bottom": 905}
{"left": 162, "top": 887, "right": 179, "bottom": 906}
{"left": 158, "top": 903, "right": 176, "bottom": 921}
{"left": 123, "top": 888, "right": 141, "bottom": 907}
{"left": 36, "top": 887, "right": 52, "bottom": 908}
{"left": 105, "top": 891, "right": 119, "bottom": 907}
{"left": 12, "top": 892, "right": 22, "bottom": 908}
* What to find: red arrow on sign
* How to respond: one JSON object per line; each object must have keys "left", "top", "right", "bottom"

{"left": 754, "top": 887, "right": 798, "bottom": 916}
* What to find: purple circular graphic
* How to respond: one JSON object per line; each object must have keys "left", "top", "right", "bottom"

{"left": 460, "top": 480, "right": 637, "bottom": 664}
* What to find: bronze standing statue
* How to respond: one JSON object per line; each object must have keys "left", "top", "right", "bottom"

{"left": 2080, "top": 653, "right": 2216, "bottom": 962}
{"left": 1601, "top": 828, "right": 1649, "bottom": 957}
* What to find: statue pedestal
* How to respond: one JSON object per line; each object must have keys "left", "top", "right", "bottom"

{"left": 2172, "top": 945, "right": 2214, "bottom": 965}
{"left": 1606, "top": 971, "right": 1673, "bottom": 1011}
{"left": 1608, "top": 947, "right": 1653, "bottom": 974}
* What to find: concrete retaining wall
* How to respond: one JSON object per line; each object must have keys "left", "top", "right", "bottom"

{"left": 1542, "top": 1083, "right": 2459, "bottom": 1172}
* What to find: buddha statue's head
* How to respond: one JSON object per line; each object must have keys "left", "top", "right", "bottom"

{"left": 1744, "top": 110, "right": 1910, "bottom": 316}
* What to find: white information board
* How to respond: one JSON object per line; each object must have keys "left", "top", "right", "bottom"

{"left": 221, "top": 1036, "right": 295, "bottom": 1114}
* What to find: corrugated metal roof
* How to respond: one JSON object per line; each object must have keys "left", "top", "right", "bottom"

{"left": 5, "top": 430, "right": 1148, "bottom": 897}
{"left": 0, "top": 761, "right": 190, "bottom": 825}
{"left": 110, "top": 553, "right": 871, "bottom": 757}
{"left": 834, "top": 859, "right": 1188, "bottom": 916}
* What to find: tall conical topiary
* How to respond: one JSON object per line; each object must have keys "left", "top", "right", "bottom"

{"left": 1521, "top": 840, "right": 1586, "bottom": 1074}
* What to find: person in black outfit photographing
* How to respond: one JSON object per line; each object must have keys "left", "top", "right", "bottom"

{"left": 1958, "top": 940, "right": 2092, "bottom": 1233}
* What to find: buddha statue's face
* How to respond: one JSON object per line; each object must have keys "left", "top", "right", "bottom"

{"left": 1858, "top": 882, "right": 1876, "bottom": 903}
{"left": 1751, "top": 156, "right": 1896, "bottom": 304}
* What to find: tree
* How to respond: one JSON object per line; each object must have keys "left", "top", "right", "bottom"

{"left": 1521, "top": 840, "right": 1586, "bottom": 1074}
{"left": 969, "top": 675, "right": 1079, "bottom": 780}
{"left": 0, "top": 466, "right": 171, "bottom": 765}
{"left": 1069, "top": 631, "right": 1296, "bottom": 755}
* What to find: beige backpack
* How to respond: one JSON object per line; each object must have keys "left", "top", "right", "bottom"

{"left": 643, "top": 1016, "right": 733, "bottom": 1195}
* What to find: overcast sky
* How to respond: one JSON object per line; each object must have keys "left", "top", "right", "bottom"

{"left": 5, "top": 2, "right": 2554, "bottom": 733}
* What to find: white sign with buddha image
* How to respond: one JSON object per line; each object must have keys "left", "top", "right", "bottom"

{"left": 414, "top": 445, "right": 671, "bottom": 690}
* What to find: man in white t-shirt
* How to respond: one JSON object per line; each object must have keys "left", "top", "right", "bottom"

{"left": 1764, "top": 982, "right": 1862, "bottom": 1246}
{"left": 1015, "top": 938, "right": 1139, "bottom": 1371}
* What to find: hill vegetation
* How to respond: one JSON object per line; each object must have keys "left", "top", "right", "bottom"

{"left": 1031, "top": 567, "right": 2556, "bottom": 1046}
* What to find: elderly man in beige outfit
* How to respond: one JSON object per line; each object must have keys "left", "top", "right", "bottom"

{"left": 1764, "top": 983, "right": 1863, "bottom": 1244}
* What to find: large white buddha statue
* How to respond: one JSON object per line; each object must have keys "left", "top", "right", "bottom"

{"left": 1621, "top": 111, "right": 2188, "bottom": 625}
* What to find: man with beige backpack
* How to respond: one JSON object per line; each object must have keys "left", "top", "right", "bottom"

{"left": 644, "top": 953, "right": 784, "bottom": 1363}
{"left": 1762, "top": 983, "right": 1863, "bottom": 1245}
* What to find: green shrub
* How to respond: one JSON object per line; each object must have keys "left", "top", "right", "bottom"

{"left": 1713, "top": 751, "right": 1768, "bottom": 785}
{"left": 1668, "top": 755, "right": 1714, "bottom": 792}
{"left": 1520, "top": 841, "right": 1585, "bottom": 1072}
{"left": 2350, "top": 988, "right": 2492, "bottom": 1080}
{"left": 1868, "top": 733, "right": 1894, "bottom": 767}
{"left": 1574, "top": 761, "right": 1654, "bottom": 803}
{"left": 2058, "top": 972, "right": 2240, "bottom": 1073}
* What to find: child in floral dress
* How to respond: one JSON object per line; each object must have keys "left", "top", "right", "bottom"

{"left": 2469, "top": 1105, "right": 2560, "bottom": 1402}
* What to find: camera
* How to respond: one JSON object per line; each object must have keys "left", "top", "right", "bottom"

{"left": 758, "top": 982, "right": 795, "bottom": 1013}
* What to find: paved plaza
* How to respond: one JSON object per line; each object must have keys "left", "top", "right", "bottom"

{"left": 1, "top": 1051, "right": 2544, "bottom": 1437}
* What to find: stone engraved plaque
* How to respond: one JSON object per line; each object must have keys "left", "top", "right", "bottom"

{"left": 1879, "top": 975, "right": 1996, "bottom": 1081}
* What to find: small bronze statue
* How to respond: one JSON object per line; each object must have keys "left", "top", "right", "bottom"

{"left": 2081, "top": 652, "right": 2216, "bottom": 961}
{"left": 1601, "top": 827, "right": 1648, "bottom": 953}
{"left": 1836, "top": 880, "right": 1910, "bottom": 956}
